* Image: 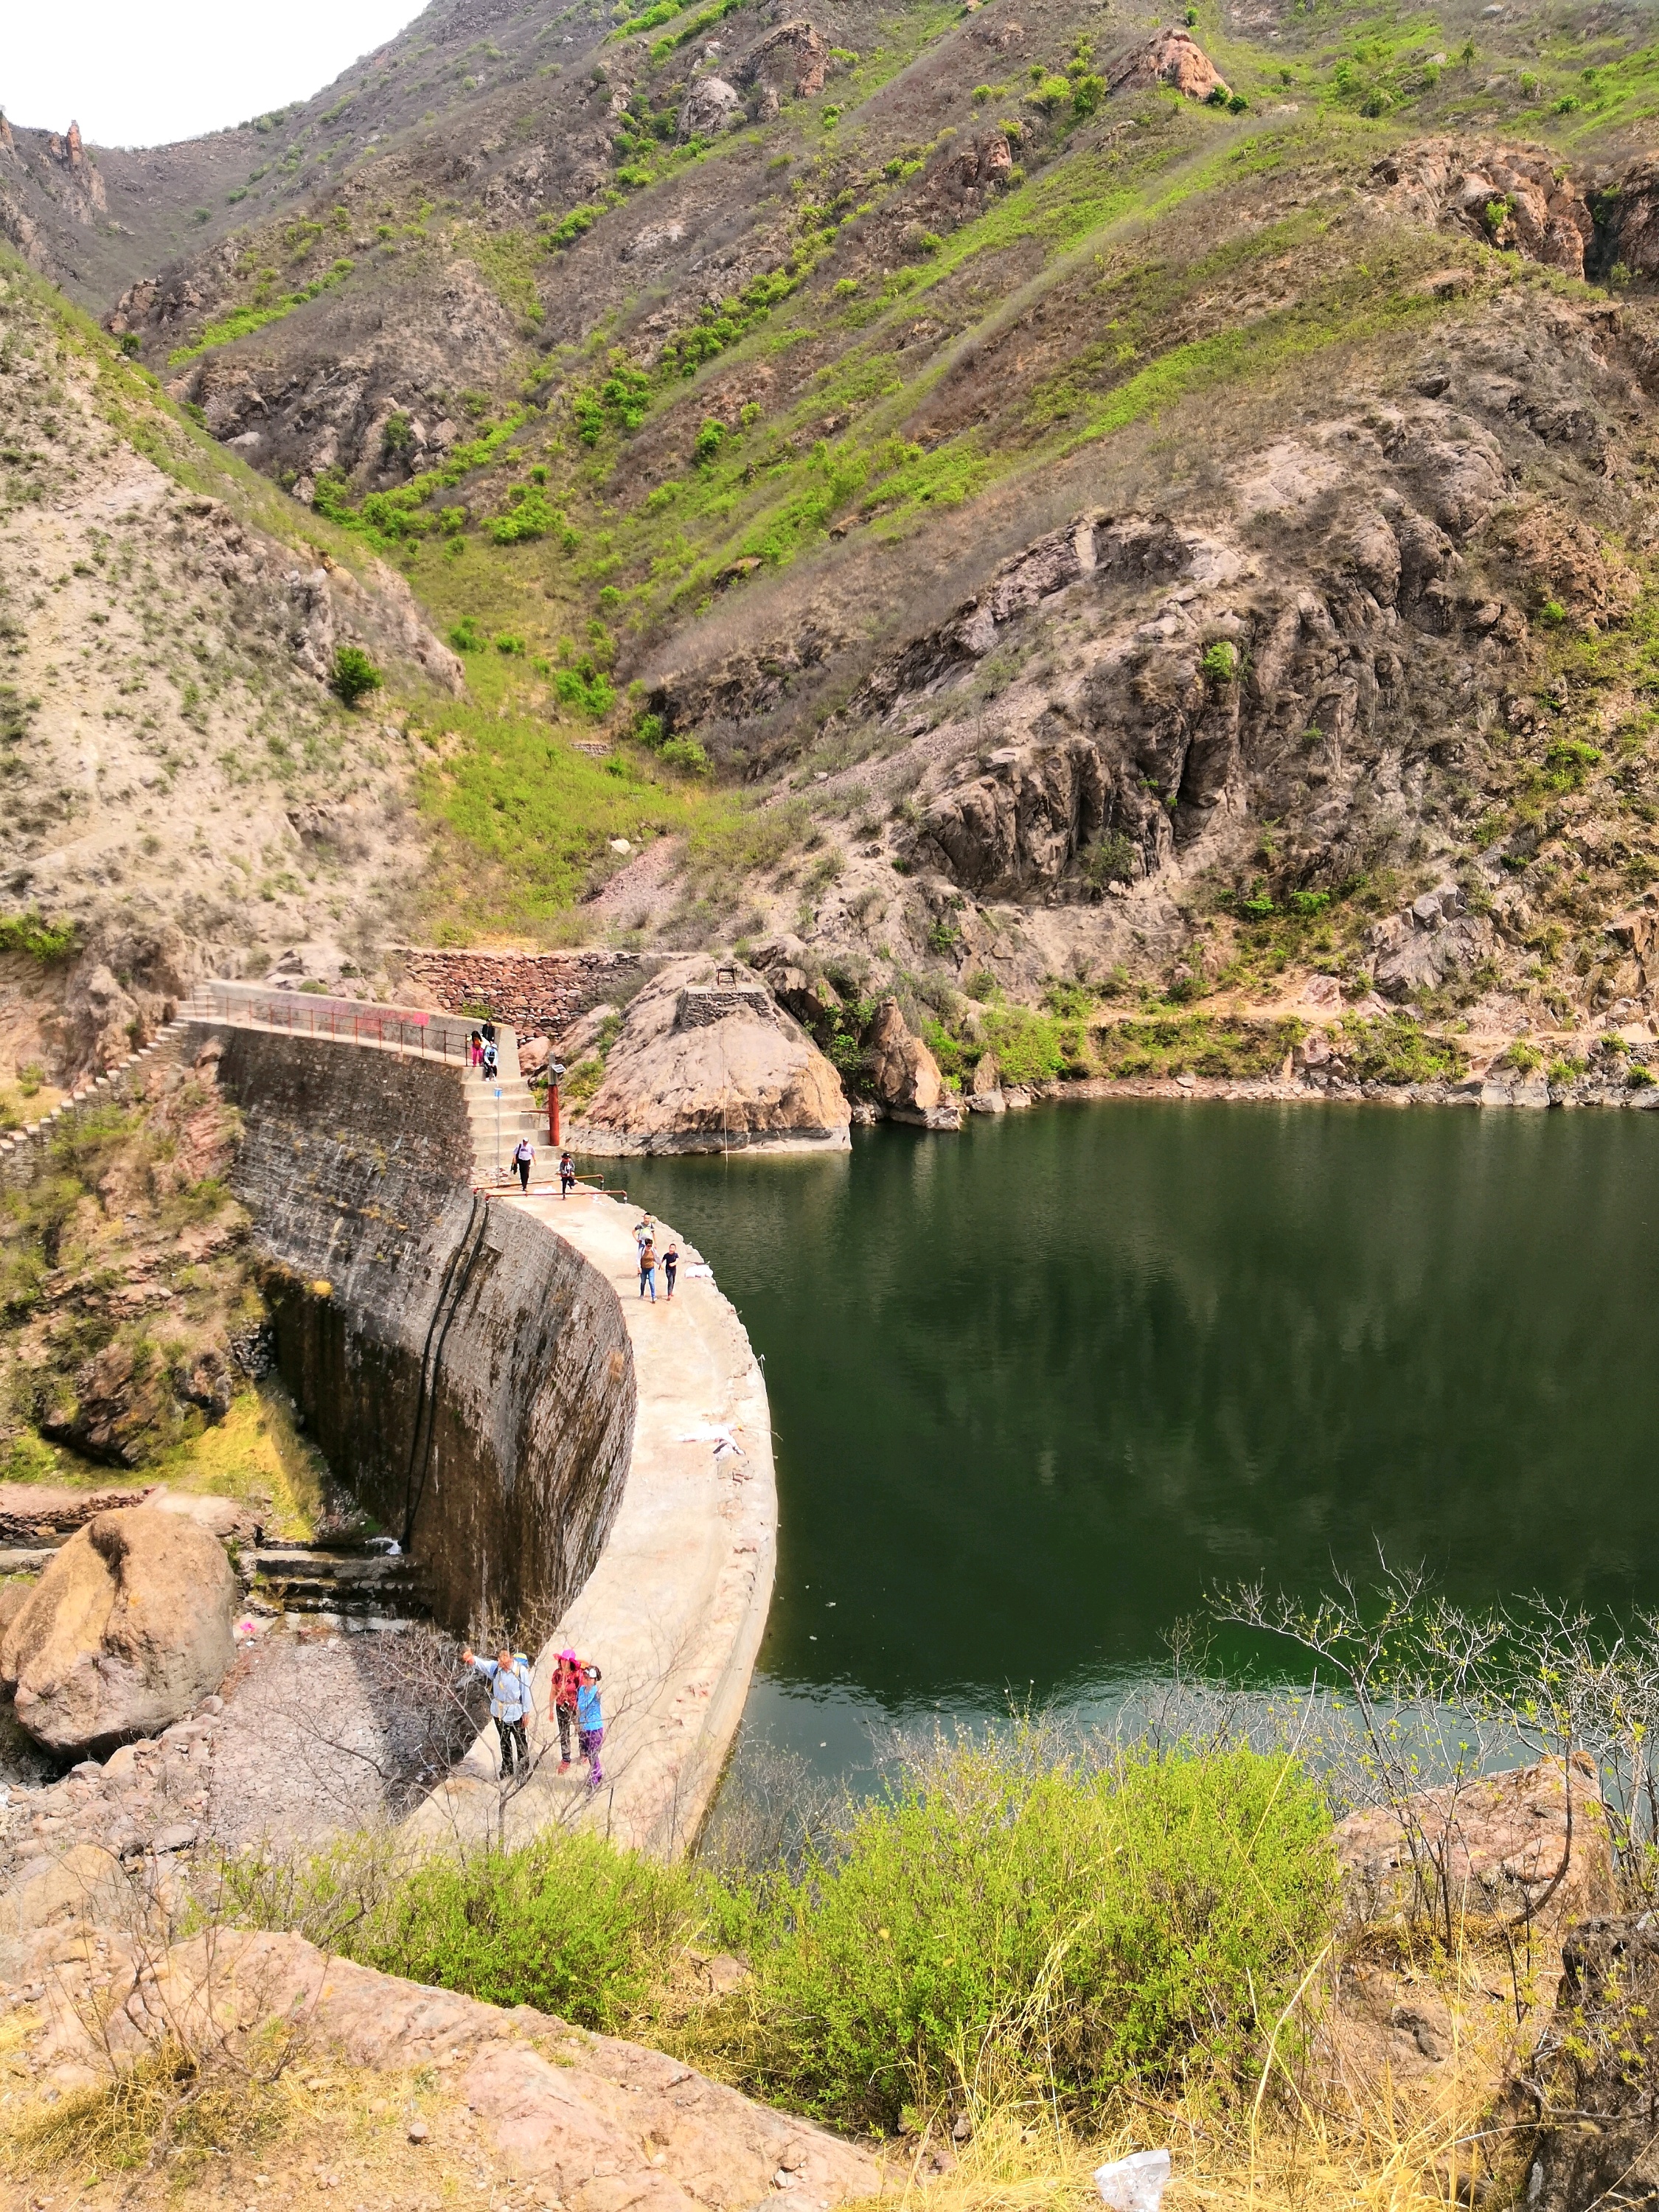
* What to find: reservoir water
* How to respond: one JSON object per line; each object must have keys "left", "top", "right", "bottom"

{"left": 619, "top": 1100, "right": 1659, "bottom": 1776}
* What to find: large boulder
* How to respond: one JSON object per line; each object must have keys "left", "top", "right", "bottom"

{"left": 678, "top": 75, "right": 742, "bottom": 139}
{"left": 573, "top": 960, "right": 850, "bottom": 1155}
{"left": 1526, "top": 1917, "right": 1659, "bottom": 2212}
{"left": 0, "top": 1506, "right": 237, "bottom": 1756}
{"left": 1107, "top": 28, "right": 1228, "bottom": 102}
{"left": 863, "top": 1000, "right": 962, "bottom": 1130}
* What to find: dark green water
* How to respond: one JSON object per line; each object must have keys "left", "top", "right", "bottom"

{"left": 618, "top": 1102, "right": 1659, "bottom": 1773}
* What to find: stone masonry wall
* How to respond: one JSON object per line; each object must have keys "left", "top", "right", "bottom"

{"left": 206, "top": 1026, "right": 636, "bottom": 1638}
{"left": 394, "top": 947, "right": 664, "bottom": 1043}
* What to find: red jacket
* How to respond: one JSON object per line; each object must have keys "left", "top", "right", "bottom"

{"left": 552, "top": 1657, "right": 582, "bottom": 1711}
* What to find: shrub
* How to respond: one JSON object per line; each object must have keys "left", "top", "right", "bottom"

{"left": 1072, "top": 73, "right": 1105, "bottom": 116}
{"left": 329, "top": 645, "right": 383, "bottom": 707}
{"left": 1337, "top": 1014, "right": 1464, "bottom": 1085}
{"left": 972, "top": 83, "right": 992, "bottom": 102}
{"left": 660, "top": 737, "right": 710, "bottom": 773}
{"left": 1200, "top": 639, "right": 1238, "bottom": 684}
{"left": 495, "top": 633, "right": 526, "bottom": 655}
{"left": 1629, "top": 1064, "right": 1656, "bottom": 1088}
{"left": 351, "top": 1830, "right": 709, "bottom": 2033}
{"left": 730, "top": 1741, "right": 1338, "bottom": 2126}
{"left": 1027, "top": 74, "right": 1074, "bottom": 111}
{"left": 449, "top": 616, "right": 487, "bottom": 652}
{"left": 694, "top": 418, "right": 726, "bottom": 467}
{"left": 981, "top": 1004, "right": 1084, "bottom": 1083}
{"left": 0, "top": 911, "right": 81, "bottom": 964}
{"left": 491, "top": 487, "right": 567, "bottom": 544}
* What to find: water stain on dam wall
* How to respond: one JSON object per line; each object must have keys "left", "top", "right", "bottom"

{"left": 207, "top": 1028, "right": 635, "bottom": 1637}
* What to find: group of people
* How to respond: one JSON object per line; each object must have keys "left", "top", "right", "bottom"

{"left": 633, "top": 1214, "right": 678, "bottom": 1303}
{"left": 468, "top": 1020, "right": 499, "bottom": 1079}
{"left": 507, "top": 1138, "right": 578, "bottom": 1194}
{"left": 462, "top": 1644, "right": 605, "bottom": 1788}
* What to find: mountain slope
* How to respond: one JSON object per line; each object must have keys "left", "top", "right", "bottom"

{"left": 0, "top": 250, "right": 462, "bottom": 1099}
{"left": 15, "top": 0, "right": 1659, "bottom": 1077}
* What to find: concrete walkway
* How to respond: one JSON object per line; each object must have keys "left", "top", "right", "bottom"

{"left": 407, "top": 1181, "right": 776, "bottom": 1858}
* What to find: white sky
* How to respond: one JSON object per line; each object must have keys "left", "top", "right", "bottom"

{"left": 3, "top": 0, "right": 425, "bottom": 150}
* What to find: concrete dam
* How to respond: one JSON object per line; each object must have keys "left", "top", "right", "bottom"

{"left": 184, "top": 987, "right": 776, "bottom": 1856}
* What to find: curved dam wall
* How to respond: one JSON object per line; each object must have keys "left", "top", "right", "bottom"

{"left": 204, "top": 1026, "right": 636, "bottom": 1640}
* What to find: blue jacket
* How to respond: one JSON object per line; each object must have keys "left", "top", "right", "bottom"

{"left": 473, "top": 1655, "right": 533, "bottom": 1723}
{"left": 577, "top": 1681, "right": 602, "bottom": 1732}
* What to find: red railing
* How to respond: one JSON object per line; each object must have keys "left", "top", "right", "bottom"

{"left": 193, "top": 983, "right": 463, "bottom": 1058}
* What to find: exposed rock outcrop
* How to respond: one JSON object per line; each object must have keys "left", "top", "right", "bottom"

{"left": 17, "top": 1927, "right": 885, "bottom": 2212}
{"left": 679, "top": 76, "right": 743, "bottom": 139}
{"left": 1371, "top": 140, "right": 1596, "bottom": 277}
{"left": 574, "top": 959, "right": 850, "bottom": 1153}
{"left": 1333, "top": 1754, "right": 1615, "bottom": 1933}
{"left": 1107, "top": 28, "right": 1229, "bottom": 102}
{"left": 736, "top": 19, "right": 830, "bottom": 100}
{"left": 1368, "top": 882, "right": 1495, "bottom": 1001}
{"left": 863, "top": 998, "right": 961, "bottom": 1130}
{"left": 0, "top": 1506, "right": 237, "bottom": 1756}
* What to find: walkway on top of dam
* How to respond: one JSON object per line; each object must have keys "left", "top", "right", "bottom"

{"left": 410, "top": 1180, "right": 775, "bottom": 1857}
{"left": 175, "top": 983, "right": 776, "bottom": 1857}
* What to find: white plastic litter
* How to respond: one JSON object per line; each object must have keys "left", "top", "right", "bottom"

{"left": 1093, "top": 2149, "right": 1171, "bottom": 2212}
{"left": 685, "top": 1262, "right": 715, "bottom": 1279}
{"left": 679, "top": 1423, "right": 746, "bottom": 1458}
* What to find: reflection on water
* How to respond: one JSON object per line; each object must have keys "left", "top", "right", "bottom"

{"left": 619, "top": 1100, "right": 1659, "bottom": 1774}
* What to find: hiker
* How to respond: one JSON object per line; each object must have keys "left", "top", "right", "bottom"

{"left": 639, "top": 1238, "right": 657, "bottom": 1301}
{"left": 462, "top": 1644, "right": 535, "bottom": 1779}
{"left": 469, "top": 1030, "right": 482, "bottom": 1070}
{"left": 633, "top": 1213, "right": 655, "bottom": 1253}
{"left": 481, "top": 1020, "right": 496, "bottom": 1047}
{"left": 662, "top": 1239, "right": 679, "bottom": 1300}
{"left": 512, "top": 1135, "right": 534, "bottom": 1192}
{"left": 550, "top": 1646, "right": 582, "bottom": 1771}
{"left": 481, "top": 1037, "right": 498, "bottom": 1079}
{"left": 559, "top": 1151, "right": 577, "bottom": 1199}
{"left": 577, "top": 1663, "right": 604, "bottom": 1789}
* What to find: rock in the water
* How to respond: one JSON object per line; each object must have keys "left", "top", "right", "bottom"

{"left": 864, "top": 999, "right": 962, "bottom": 1130}
{"left": 574, "top": 959, "right": 849, "bottom": 1154}
{"left": 966, "top": 1051, "right": 1005, "bottom": 1113}
{"left": 0, "top": 1506, "right": 237, "bottom": 1756}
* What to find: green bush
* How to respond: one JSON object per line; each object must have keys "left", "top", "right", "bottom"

{"left": 731, "top": 1742, "right": 1337, "bottom": 2126}
{"left": 1200, "top": 639, "right": 1238, "bottom": 685}
{"left": 660, "top": 736, "right": 711, "bottom": 773}
{"left": 352, "top": 1830, "right": 709, "bottom": 2033}
{"left": 0, "top": 911, "right": 82, "bottom": 964}
{"left": 1337, "top": 1014, "right": 1464, "bottom": 1085}
{"left": 329, "top": 646, "right": 383, "bottom": 707}
{"left": 981, "top": 1004, "right": 1085, "bottom": 1084}
{"left": 449, "top": 616, "right": 487, "bottom": 652}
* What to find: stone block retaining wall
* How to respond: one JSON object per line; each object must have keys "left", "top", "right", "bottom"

{"left": 394, "top": 947, "right": 663, "bottom": 1042}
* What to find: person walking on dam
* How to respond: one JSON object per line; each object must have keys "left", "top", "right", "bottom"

{"left": 639, "top": 1237, "right": 658, "bottom": 1302}
{"left": 462, "top": 1644, "right": 534, "bottom": 1778}
{"left": 512, "top": 1135, "right": 534, "bottom": 1192}
{"left": 559, "top": 1151, "right": 576, "bottom": 1198}
{"left": 551, "top": 1646, "right": 582, "bottom": 1772}
{"left": 662, "top": 1239, "right": 679, "bottom": 1300}
{"left": 577, "top": 1663, "right": 604, "bottom": 1789}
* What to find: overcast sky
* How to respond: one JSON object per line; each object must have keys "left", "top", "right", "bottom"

{"left": 4, "top": 0, "right": 423, "bottom": 149}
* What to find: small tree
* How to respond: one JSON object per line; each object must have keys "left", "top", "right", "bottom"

{"left": 330, "top": 644, "right": 383, "bottom": 708}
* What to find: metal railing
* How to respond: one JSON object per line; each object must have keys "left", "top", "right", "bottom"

{"left": 188, "top": 981, "right": 492, "bottom": 1062}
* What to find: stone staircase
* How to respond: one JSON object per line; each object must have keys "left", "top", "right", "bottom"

{"left": 178, "top": 980, "right": 552, "bottom": 1189}
{"left": 251, "top": 1540, "right": 433, "bottom": 1624}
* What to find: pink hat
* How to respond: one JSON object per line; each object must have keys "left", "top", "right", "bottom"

{"left": 559, "top": 1647, "right": 577, "bottom": 1660}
